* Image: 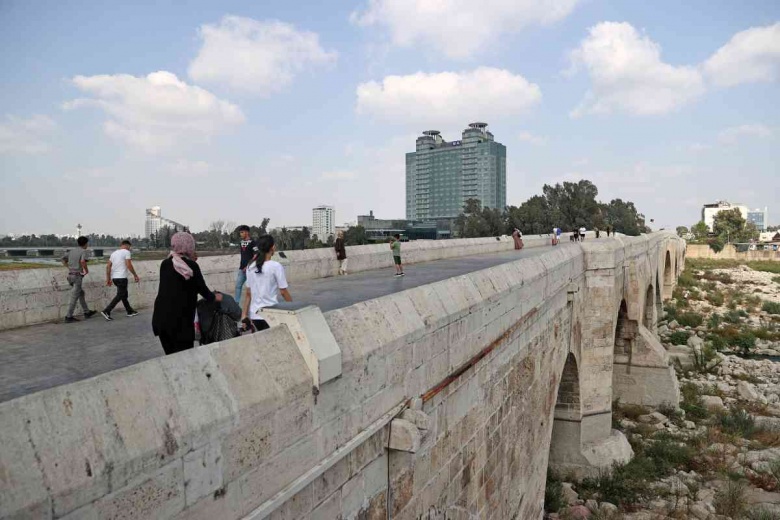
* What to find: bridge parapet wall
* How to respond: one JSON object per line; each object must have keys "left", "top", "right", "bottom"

{"left": 0, "top": 234, "right": 558, "bottom": 332}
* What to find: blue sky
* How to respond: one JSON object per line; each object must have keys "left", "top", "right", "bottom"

{"left": 1, "top": 0, "right": 778, "bottom": 236}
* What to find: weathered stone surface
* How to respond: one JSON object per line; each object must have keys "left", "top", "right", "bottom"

{"left": 702, "top": 395, "right": 727, "bottom": 411}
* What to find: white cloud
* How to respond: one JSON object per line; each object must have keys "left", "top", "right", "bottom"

{"left": 356, "top": 67, "right": 541, "bottom": 127}
{"left": 321, "top": 170, "right": 358, "bottom": 181}
{"left": 351, "top": 0, "right": 581, "bottom": 60}
{"left": 188, "top": 16, "right": 337, "bottom": 96}
{"left": 718, "top": 124, "right": 773, "bottom": 144}
{"left": 704, "top": 23, "right": 780, "bottom": 87}
{"left": 0, "top": 114, "right": 56, "bottom": 155}
{"left": 518, "top": 131, "right": 547, "bottom": 146}
{"left": 64, "top": 71, "right": 244, "bottom": 153}
{"left": 169, "top": 159, "right": 211, "bottom": 178}
{"left": 568, "top": 22, "right": 704, "bottom": 117}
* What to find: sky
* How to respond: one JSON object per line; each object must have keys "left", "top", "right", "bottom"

{"left": 0, "top": 0, "right": 778, "bottom": 236}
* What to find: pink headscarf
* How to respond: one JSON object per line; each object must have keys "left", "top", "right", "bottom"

{"left": 169, "top": 232, "right": 195, "bottom": 280}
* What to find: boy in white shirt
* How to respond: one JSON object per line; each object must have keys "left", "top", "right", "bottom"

{"left": 241, "top": 235, "right": 292, "bottom": 332}
{"left": 101, "top": 240, "right": 140, "bottom": 320}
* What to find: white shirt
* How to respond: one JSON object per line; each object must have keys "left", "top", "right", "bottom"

{"left": 109, "top": 248, "right": 132, "bottom": 279}
{"left": 246, "top": 260, "right": 288, "bottom": 320}
{"left": 579, "top": 227, "right": 586, "bottom": 234}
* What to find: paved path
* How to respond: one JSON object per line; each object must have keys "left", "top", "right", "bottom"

{"left": 0, "top": 244, "right": 569, "bottom": 403}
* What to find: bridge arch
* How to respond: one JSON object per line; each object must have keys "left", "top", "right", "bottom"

{"left": 548, "top": 352, "right": 585, "bottom": 475}
{"left": 662, "top": 250, "right": 673, "bottom": 300}
{"left": 614, "top": 299, "right": 635, "bottom": 362}
{"left": 643, "top": 284, "right": 655, "bottom": 331}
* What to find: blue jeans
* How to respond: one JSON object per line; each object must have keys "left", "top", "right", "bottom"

{"left": 235, "top": 269, "right": 247, "bottom": 304}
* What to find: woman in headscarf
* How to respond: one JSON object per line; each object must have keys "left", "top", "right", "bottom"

{"left": 512, "top": 227, "right": 523, "bottom": 250}
{"left": 152, "top": 232, "right": 222, "bottom": 355}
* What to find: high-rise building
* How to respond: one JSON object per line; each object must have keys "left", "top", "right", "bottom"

{"left": 406, "top": 122, "right": 506, "bottom": 221}
{"left": 312, "top": 205, "right": 335, "bottom": 241}
{"left": 701, "top": 201, "right": 749, "bottom": 232}
{"left": 747, "top": 207, "right": 769, "bottom": 232}
{"left": 144, "top": 206, "right": 187, "bottom": 238}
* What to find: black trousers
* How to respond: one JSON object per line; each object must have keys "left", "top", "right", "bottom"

{"left": 105, "top": 278, "right": 135, "bottom": 313}
{"left": 159, "top": 332, "right": 193, "bottom": 355}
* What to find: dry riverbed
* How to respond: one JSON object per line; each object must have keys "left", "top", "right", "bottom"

{"left": 545, "top": 259, "right": 780, "bottom": 520}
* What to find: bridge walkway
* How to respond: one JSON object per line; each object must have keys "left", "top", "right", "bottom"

{"left": 0, "top": 243, "right": 576, "bottom": 403}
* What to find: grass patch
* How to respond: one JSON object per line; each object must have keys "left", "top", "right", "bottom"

{"left": 772, "top": 276, "right": 780, "bottom": 285}
{"left": 680, "top": 383, "right": 711, "bottom": 422}
{"left": 544, "top": 469, "right": 565, "bottom": 513}
{"left": 748, "top": 261, "right": 780, "bottom": 274}
{"left": 714, "top": 479, "right": 748, "bottom": 518}
{"left": 733, "top": 331, "right": 757, "bottom": 354}
{"left": 677, "top": 270, "right": 698, "bottom": 287}
{"left": 746, "top": 507, "right": 780, "bottom": 520}
{"left": 720, "top": 408, "right": 756, "bottom": 437}
{"left": 578, "top": 457, "right": 659, "bottom": 508}
{"left": 677, "top": 312, "right": 704, "bottom": 328}
{"left": 763, "top": 301, "right": 780, "bottom": 315}
{"left": 669, "top": 331, "right": 690, "bottom": 345}
{"left": 707, "top": 291, "right": 725, "bottom": 307}
{"left": 0, "top": 262, "right": 52, "bottom": 270}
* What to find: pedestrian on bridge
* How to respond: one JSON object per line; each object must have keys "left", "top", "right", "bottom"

{"left": 101, "top": 240, "right": 140, "bottom": 321}
{"left": 390, "top": 234, "right": 404, "bottom": 276}
{"left": 512, "top": 228, "right": 524, "bottom": 250}
{"left": 241, "top": 235, "right": 292, "bottom": 332}
{"left": 152, "top": 232, "right": 222, "bottom": 355}
{"left": 61, "top": 236, "right": 97, "bottom": 323}
{"left": 335, "top": 230, "right": 348, "bottom": 275}
{"left": 235, "top": 225, "right": 259, "bottom": 306}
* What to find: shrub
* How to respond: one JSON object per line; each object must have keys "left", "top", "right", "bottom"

{"left": 714, "top": 479, "right": 748, "bottom": 518}
{"left": 745, "top": 507, "right": 780, "bottom": 520}
{"left": 544, "top": 470, "right": 565, "bottom": 513}
{"left": 677, "top": 312, "right": 704, "bottom": 328}
{"left": 669, "top": 331, "right": 690, "bottom": 345}
{"left": 733, "top": 332, "right": 757, "bottom": 354}
{"left": 763, "top": 301, "right": 780, "bottom": 315}
{"left": 707, "top": 334, "right": 728, "bottom": 351}
{"left": 664, "top": 304, "right": 678, "bottom": 321}
{"left": 681, "top": 383, "right": 711, "bottom": 421}
{"left": 677, "top": 271, "right": 697, "bottom": 287}
{"left": 641, "top": 434, "right": 696, "bottom": 475}
{"left": 708, "top": 313, "right": 722, "bottom": 328}
{"left": 707, "top": 291, "right": 725, "bottom": 307}
{"left": 720, "top": 408, "right": 756, "bottom": 437}
{"left": 772, "top": 276, "right": 780, "bottom": 285}
{"left": 724, "top": 309, "right": 744, "bottom": 324}
{"left": 578, "top": 456, "right": 659, "bottom": 508}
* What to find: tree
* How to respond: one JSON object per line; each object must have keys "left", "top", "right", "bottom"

{"left": 712, "top": 208, "right": 753, "bottom": 243}
{"left": 690, "top": 221, "right": 709, "bottom": 240}
{"left": 542, "top": 180, "right": 600, "bottom": 231}
{"left": 343, "top": 225, "right": 369, "bottom": 246}
{"left": 507, "top": 196, "right": 552, "bottom": 235}
{"left": 676, "top": 226, "right": 689, "bottom": 238}
{"left": 602, "top": 199, "right": 646, "bottom": 236}
{"left": 454, "top": 199, "right": 506, "bottom": 238}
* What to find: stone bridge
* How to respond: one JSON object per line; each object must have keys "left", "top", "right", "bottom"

{"left": 0, "top": 232, "right": 685, "bottom": 520}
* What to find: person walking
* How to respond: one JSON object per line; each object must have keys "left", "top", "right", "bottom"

{"left": 101, "top": 240, "right": 140, "bottom": 320}
{"left": 595, "top": 227, "right": 601, "bottom": 239}
{"left": 61, "top": 236, "right": 96, "bottom": 323}
{"left": 335, "top": 230, "right": 348, "bottom": 275}
{"left": 551, "top": 227, "right": 558, "bottom": 246}
{"left": 235, "top": 225, "right": 258, "bottom": 305}
{"left": 606, "top": 225, "right": 612, "bottom": 237}
{"left": 241, "top": 235, "right": 292, "bottom": 332}
{"left": 512, "top": 228, "right": 523, "bottom": 250}
{"left": 152, "top": 232, "right": 222, "bottom": 355}
{"left": 579, "top": 226, "right": 586, "bottom": 241}
{"left": 390, "top": 234, "right": 404, "bottom": 276}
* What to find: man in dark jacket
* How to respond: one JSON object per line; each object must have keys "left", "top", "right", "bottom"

{"left": 335, "top": 230, "right": 348, "bottom": 275}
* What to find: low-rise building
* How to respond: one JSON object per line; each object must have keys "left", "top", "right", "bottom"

{"left": 702, "top": 201, "right": 749, "bottom": 231}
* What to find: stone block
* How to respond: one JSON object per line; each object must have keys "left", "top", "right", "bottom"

{"left": 388, "top": 419, "right": 421, "bottom": 453}
{"left": 183, "top": 440, "right": 224, "bottom": 506}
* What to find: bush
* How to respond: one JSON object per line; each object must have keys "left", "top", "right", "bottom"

{"left": 664, "top": 304, "right": 678, "bottom": 320}
{"left": 720, "top": 408, "right": 756, "bottom": 437}
{"left": 733, "top": 332, "right": 757, "bottom": 354}
{"left": 724, "top": 309, "right": 744, "bottom": 324}
{"left": 669, "top": 331, "right": 690, "bottom": 345}
{"left": 544, "top": 470, "right": 565, "bottom": 513}
{"left": 677, "top": 271, "right": 697, "bottom": 287}
{"left": 681, "top": 383, "right": 711, "bottom": 421}
{"left": 708, "top": 313, "right": 722, "bottom": 328}
{"left": 640, "top": 434, "right": 696, "bottom": 475}
{"left": 772, "top": 276, "right": 780, "bottom": 285}
{"left": 707, "top": 291, "right": 725, "bottom": 307}
{"left": 707, "top": 333, "right": 728, "bottom": 351}
{"left": 579, "top": 456, "right": 659, "bottom": 508}
{"left": 677, "top": 312, "right": 704, "bottom": 328}
{"left": 745, "top": 507, "right": 780, "bottom": 520}
{"left": 763, "top": 301, "right": 780, "bottom": 315}
{"left": 714, "top": 479, "right": 748, "bottom": 518}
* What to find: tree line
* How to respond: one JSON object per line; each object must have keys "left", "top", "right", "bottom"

{"left": 454, "top": 180, "right": 649, "bottom": 238}
{"left": 676, "top": 208, "right": 761, "bottom": 252}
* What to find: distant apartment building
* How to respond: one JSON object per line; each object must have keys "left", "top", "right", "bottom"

{"left": 701, "top": 201, "right": 749, "bottom": 231}
{"left": 144, "top": 206, "right": 187, "bottom": 239}
{"left": 747, "top": 207, "right": 769, "bottom": 232}
{"left": 406, "top": 122, "right": 506, "bottom": 221}
{"left": 312, "top": 205, "right": 335, "bottom": 241}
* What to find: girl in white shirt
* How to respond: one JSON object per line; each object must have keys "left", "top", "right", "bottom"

{"left": 241, "top": 235, "right": 292, "bottom": 331}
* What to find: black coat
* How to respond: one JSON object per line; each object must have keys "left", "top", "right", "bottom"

{"left": 152, "top": 257, "right": 214, "bottom": 343}
{"left": 334, "top": 237, "right": 347, "bottom": 260}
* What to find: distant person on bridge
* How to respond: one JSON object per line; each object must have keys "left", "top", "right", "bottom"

{"left": 235, "top": 225, "right": 259, "bottom": 305}
{"left": 241, "top": 235, "right": 292, "bottom": 333}
{"left": 335, "top": 230, "right": 348, "bottom": 275}
{"left": 391, "top": 234, "right": 404, "bottom": 276}
{"left": 595, "top": 227, "right": 600, "bottom": 239}
{"left": 606, "top": 225, "right": 612, "bottom": 237}
{"left": 100, "top": 240, "right": 140, "bottom": 321}
{"left": 61, "top": 236, "right": 96, "bottom": 323}
{"left": 579, "top": 227, "right": 586, "bottom": 241}
{"left": 512, "top": 228, "right": 523, "bottom": 250}
{"left": 152, "top": 232, "right": 222, "bottom": 355}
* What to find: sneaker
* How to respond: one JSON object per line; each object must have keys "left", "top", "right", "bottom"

{"left": 84, "top": 310, "right": 97, "bottom": 319}
{"left": 100, "top": 311, "right": 113, "bottom": 321}
{"left": 64, "top": 316, "right": 79, "bottom": 323}
{"left": 400, "top": 272, "right": 405, "bottom": 276}
{"left": 126, "top": 311, "right": 139, "bottom": 317}
{"left": 395, "top": 273, "right": 402, "bottom": 277}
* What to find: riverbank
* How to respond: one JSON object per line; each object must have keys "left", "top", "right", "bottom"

{"left": 545, "top": 259, "right": 780, "bottom": 519}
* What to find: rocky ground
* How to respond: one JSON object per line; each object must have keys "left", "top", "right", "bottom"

{"left": 545, "top": 260, "right": 780, "bottom": 520}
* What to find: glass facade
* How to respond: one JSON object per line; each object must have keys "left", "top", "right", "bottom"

{"left": 406, "top": 123, "right": 506, "bottom": 221}
{"left": 747, "top": 208, "right": 768, "bottom": 232}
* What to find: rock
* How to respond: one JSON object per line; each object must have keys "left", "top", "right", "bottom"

{"left": 701, "top": 395, "right": 726, "bottom": 411}
{"left": 638, "top": 412, "right": 668, "bottom": 425}
{"left": 658, "top": 324, "right": 669, "bottom": 335}
{"left": 688, "top": 335, "right": 705, "bottom": 349}
{"left": 689, "top": 502, "right": 710, "bottom": 519}
{"left": 561, "top": 482, "right": 579, "bottom": 506}
{"left": 585, "top": 499, "right": 598, "bottom": 512}
{"left": 684, "top": 420, "right": 696, "bottom": 429}
{"left": 738, "top": 381, "right": 761, "bottom": 400}
{"left": 566, "top": 504, "right": 590, "bottom": 519}
{"left": 668, "top": 320, "right": 680, "bottom": 329}
{"left": 599, "top": 502, "right": 618, "bottom": 514}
